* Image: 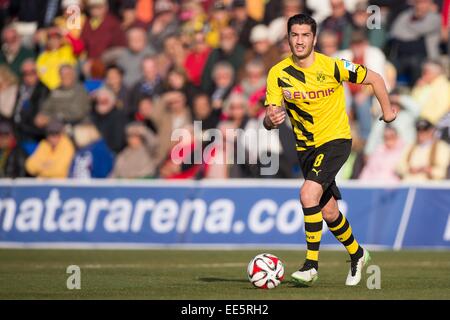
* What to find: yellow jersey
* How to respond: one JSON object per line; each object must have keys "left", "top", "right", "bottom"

{"left": 265, "top": 51, "right": 367, "bottom": 151}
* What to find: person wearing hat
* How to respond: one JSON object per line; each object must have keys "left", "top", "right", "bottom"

{"left": 25, "top": 119, "right": 75, "bottom": 178}
{"left": 110, "top": 121, "right": 159, "bottom": 178}
{"left": 204, "top": 0, "right": 230, "bottom": 49}
{"left": 148, "top": 0, "right": 179, "bottom": 53}
{"left": 396, "top": 118, "right": 450, "bottom": 181}
{"left": 36, "top": 25, "right": 77, "bottom": 90}
{"left": 0, "top": 121, "right": 27, "bottom": 178}
{"left": 229, "top": 0, "right": 258, "bottom": 48}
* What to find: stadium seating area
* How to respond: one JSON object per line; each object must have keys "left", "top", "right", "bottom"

{"left": 0, "top": 0, "right": 449, "bottom": 180}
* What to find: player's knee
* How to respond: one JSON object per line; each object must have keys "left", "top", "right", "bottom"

{"left": 321, "top": 206, "right": 339, "bottom": 223}
{"left": 300, "top": 187, "right": 320, "bottom": 207}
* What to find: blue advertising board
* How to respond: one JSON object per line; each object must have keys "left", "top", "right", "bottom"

{"left": 0, "top": 180, "right": 449, "bottom": 249}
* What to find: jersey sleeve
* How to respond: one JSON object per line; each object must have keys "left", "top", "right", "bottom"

{"left": 264, "top": 66, "right": 283, "bottom": 106}
{"left": 335, "top": 58, "right": 368, "bottom": 84}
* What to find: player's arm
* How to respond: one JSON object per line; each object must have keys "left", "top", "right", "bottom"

{"left": 362, "top": 69, "right": 397, "bottom": 123}
{"left": 264, "top": 105, "right": 286, "bottom": 130}
{"left": 263, "top": 67, "right": 286, "bottom": 130}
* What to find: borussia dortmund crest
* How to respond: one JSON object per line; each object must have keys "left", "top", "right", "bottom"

{"left": 317, "top": 71, "right": 325, "bottom": 83}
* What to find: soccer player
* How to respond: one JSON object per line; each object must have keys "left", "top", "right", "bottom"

{"left": 263, "top": 14, "right": 396, "bottom": 286}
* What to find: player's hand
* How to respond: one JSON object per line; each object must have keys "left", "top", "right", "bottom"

{"left": 266, "top": 105, "right": 286, "bottom": 128}
{"left": 379, "top": 109, "right": 397, "bottom": 123}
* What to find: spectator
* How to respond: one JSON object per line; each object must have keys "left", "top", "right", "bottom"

{"left": 220, "top": 92, "right": 251, "bottom": 178}
{"left": 237, "top": 24, "right": 280, "bottom": 81}
{"left": 70, "top": 122, "right": 114, "bottom": 178}
{"left": 134, "top": 96, "right": 158, "bottom": 134}
{"left": 0, "top": 64, "right": 19, "bottom": 121}
{"left": 80, "top": 0, "right": 126, "bottom": 72}
{"left": 263, "top": 0, "right": 284, "bottom": 25}
{"left": 411, "top": 60, "right": 450, "bottom": 125}
{"left": 235, "top": 59, "right": 266, "bottom": 107}
{"left": 204, "top": 1, "right": 230, "bottom": 48}
{"left": 183, "top": 31, "right": 212, "bottom": 88}
{"left": 37, "top": 64, "right": 90, "bottom": 127}
{"left": 14, "top": 59, "right": 50, "bottom": 144}
{"left": 127, "top": 55, "right": 164, "bottom": 117}
{"left": 153, "top": 90, "right": 192, "bottom": 164}
{"left": 192, "top": 92, "right": 221, "bottom": 131}
{"left": 53, "top": 0, "right": 86, "bottom": 55}
{"left": 201, "top": 26, "right": 245, "bottom": 94}
{"left": 229, "top": 0, "right": 258, "bottom": 48}
{"left": 8, "top": 0, "right": 62, "bottom": 47}
{"left": 158, "top": 34, "right": 188, "bottom": 78}
{"left": 36, "top": 26, "right": 77, "bottom": 90}
{"left": 159, "top": 124, "right": 206, "bottom": 179}
{"left": 91, "top": 87, "right": 127, "bottom": 153}
{"left": 104, "top": 64, "right": 129, "bottom": 114}
{"left": 389, "top": 0, "right": 441, "bottom": 85}
{"left": 209, "top": 61, "right": 235, "bottom": 110}
{"left": 110, "top": 121, "right": 158, "bottom": 178}
{"left": 436, "top": 112, "right": 450, "bottom": 144}
{"left": 178, "top": 0, "right": 208, "bottom": 46}
{"left": 320, "top": 0, "right": 352, "bottom": 47}
{"left": 119, "top": 0, "right": 149, "bottom": 31}
{"left": 0, "top": 25, "right": 35, "bottom": 76}
{"left": 359, "top": 126, "right": 406, "bottom": 182}
{"left": 148, "top": 0, "right": 179, "bottom": 53}
{"left": 341, "top": 0, "right": 387, "bottom": 49}
{"left": 268, "top": 0, "right": 305, "bottom": 45}
{"left": 25, "top": 119, "right": 75, "bottom": 178}
{"left": 0, "top": 121, "right": 27, "bottom": 178}
{"left": 116, "top": 26, "right": 155, "bottom": 88}
{"left": 163, "top": 67, "right": 198, "bottom": 108}
{"left": 338, "top": 30, "right": 387, "bottom": 140}
{"left": 396, "top": 119, "right": 450, "bottom": 181}
{"left": 318, "top": 29, "right": 340, "bottom": 57}
{"left": 365, "top": 92, "right": 421, "bottom": 156}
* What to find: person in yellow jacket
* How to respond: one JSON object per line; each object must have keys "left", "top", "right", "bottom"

{"left": 412, "top": 60, "right": 450, "bottom": 125}
{"left": 36, "top": 27, "right": 77, "bottom": 90}
{"left": 25, "top": 120, "right": 75, "bottom": 178}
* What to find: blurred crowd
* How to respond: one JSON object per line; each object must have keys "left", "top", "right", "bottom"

{"left": 0, "top": 0, "right": 449, "bottom": 181}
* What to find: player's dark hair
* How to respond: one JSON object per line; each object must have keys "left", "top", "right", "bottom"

{"left": 287, "top": 13, "right": 317, "bottom": 37}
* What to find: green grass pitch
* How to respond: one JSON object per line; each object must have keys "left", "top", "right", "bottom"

{"left": 0, "top": 249, "right": 449, "bottom": 299}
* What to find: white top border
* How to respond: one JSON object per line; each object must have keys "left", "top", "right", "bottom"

{"left": 0, "top": 178, "right": 450, "bottom": 189}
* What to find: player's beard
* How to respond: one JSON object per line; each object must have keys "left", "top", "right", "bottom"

{"left": 289, "top": 42, "right": 314, "bottom": 60}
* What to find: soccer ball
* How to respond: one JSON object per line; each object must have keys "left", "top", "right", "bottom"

{"left": 247, "top": 253, "right": 284, "bottom": 289}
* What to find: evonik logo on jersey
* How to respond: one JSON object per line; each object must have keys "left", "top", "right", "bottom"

{"left": 283, "top": 88, "right": 335, "bottom": 100}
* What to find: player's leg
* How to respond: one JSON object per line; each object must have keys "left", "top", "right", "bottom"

{"left": 321, "top": 195, "right": 371, "bottom": 286}
{"left": 291, "top": 179, "right": 323, "bottom": 286}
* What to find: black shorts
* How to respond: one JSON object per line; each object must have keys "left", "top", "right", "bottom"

{"left": 297, "top": 139, "right": 352, "bottom": 207}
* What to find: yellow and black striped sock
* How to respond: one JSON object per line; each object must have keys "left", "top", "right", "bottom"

{"left": 327, "top": 212, "right": 363, "bottom": 260}
{"left": 303, "top": 205, "right": 323, "bottom": 269}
